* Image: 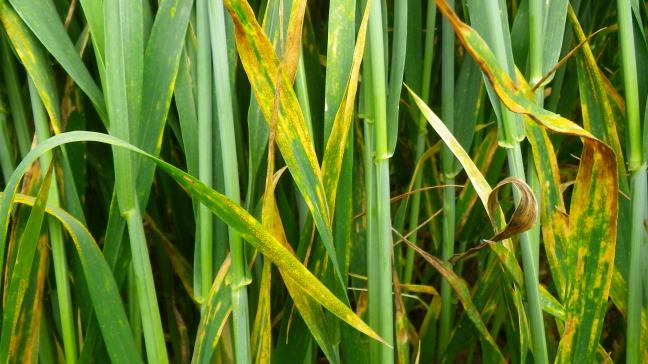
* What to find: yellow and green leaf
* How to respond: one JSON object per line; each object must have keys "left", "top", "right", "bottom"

{"left": 435, "top": 1, "right": 619, "bottom": 361}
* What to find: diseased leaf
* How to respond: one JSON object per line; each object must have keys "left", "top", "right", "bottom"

{"left": 191, "top": 257, "right": 232, "bottom": 364}
{"left": 0, "top": 131, "right": 387, "bottom": 348}
{"left": 435, "top": 2, "right": 619, "bottom": 361}
{"left": 223, "top": 0, "right": 342, "bottom": 285}
{"left": 321, "top": 2, "right": 370, "bottom": 211}
{"left": 0, "top": 4, "right": 63, "bottom": 131}
{"left": 8, "top": 0, "right": 107, "bottom": 122}
{"left": 397, "top": 231, "right": 505, "bottom": 363}
{"left": 0, "top": 190, "right": 142, "bottom": 363}
{"left": 0, "top": 165, "right": 53, "bottom": 361}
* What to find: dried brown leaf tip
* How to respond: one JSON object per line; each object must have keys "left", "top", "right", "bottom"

{"left": 450, "top": 177, "right": 538, "bottom": 264}
{"left": 488, "top": 177, "right": 538, "bottom": 242}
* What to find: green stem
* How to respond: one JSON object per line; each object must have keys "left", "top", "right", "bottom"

{"left": 479, "top": 2, "right": 548, "bottom": 362}
{"left": 626, "top": 167, "right": 647, "bottom": 364}
{"left": 437, "top": 0, "right": 455, "bottom": 357}
{"left": 209, "top": 1, "right": 251, "bottom": 362}
{"left": 507, "top": 145, "right": 548, "bottom": 364}
{"left": 29, "top": 79, "right": 78, "bottom": 364}
{"left": 404, "top": 0, "right": 437, "bottom": 285}
{"left": 104, "top": 0, "right": 168, "bottom": 361}
{"left": 128, "top": 263, "right": 143, "bottom": 354}
{"left": 124, "top": 208, "right": 169, "bottom": 363}
{"left": 617, "top": 1, "right": 645, "bottom": 363}
{"left": 617, "top": 0, "right": 642, "bottom": 171}
{"left": 197, "top": 0, "right": 214, "bottom": 302}
{"left": 367, "top": 0, "right": 394, "bottom": 362}
{"left": 527, "top": 0, "right": 544, "bottom": 275}
{"left": 528, "top": 0, "right": 544, "bottom": 104}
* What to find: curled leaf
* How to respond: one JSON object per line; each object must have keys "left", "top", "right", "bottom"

{"left": 487, "top": 177, "right": 538, "bottom": 242}
{"left": 451, "top": 177, "right": 538, "bottom": 264}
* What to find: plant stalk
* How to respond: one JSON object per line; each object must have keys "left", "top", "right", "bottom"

{"left": 481, "top": 2, "right": 548, "bottom": 362}
{"left": 104, "top": 0, "right": 168, "bottom": 361}
{"left": 197, "top": 0, "right": 214, "bottom": 302}
{"left": 209, "top": 1, "right": 251, "bottom": 362}
{"left": 617, "top": 1, "right": 645, "bottom": 363}
{"left": 404, "top": 0, "right": 437, "bottom": 285}
{"left": 437, "top": 0, "right": 455, "bottom": 357}
{"left": 527, "top": 0, "right": 544, "bottom": 277}
{"left": 366, "top": 0, "right": 395, "bottom": 361}
{"left": 29, "top": 79, "right": 78, "bottom": 364}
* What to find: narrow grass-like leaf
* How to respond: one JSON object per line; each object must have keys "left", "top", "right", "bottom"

{"left": 397, "top": 233, "right": 505, "bottom": 363}
{"left": 191, "top": 257, "right": 233, "bottom": 364}
{"left": 0, "top": 165, "right": 52, "bottom": 362}
{"left": 0, "top": 33, "right": 30, "bottom": 158}
{"left": 321, "top": 3, "right": 369, "bottom": 210}
{"left": 408, "top": 85, "right": 564, "bottom": 319}
{"left": 138, "top": 0, "right": 194, "bottom": 151}
{"left": 250, "top": 260, "right": 271, "bottom": 364}
{"left": 6, "top": 193, "right": 142, "bottom": 363}
{"left": 208, "top": 1, "right": 251, "bottom": 361}
{"left": 11, "top": 234, "right": 47, "bottom": 363}
{"left": 103, "top": 0, "right": 168, "bottom": 361}
{"left": 281, "top": 0, "right": 306, "bottom": 83}
{"left": 77, "top": 0, "right": 105, "bottom": 62}
{"left": 435, "top": 2, "right": 619, "bottom": 361}
{"left": 0, "top": 4, "right": 63, "bottom": 132}
{"left": 0, "top": 97, "right": 13, "bottom": 182}
{"left": 8, "top": 0, "right": 107, "bottom": 122}
{"left": 223, "top": 0, "right": 342, "bottom": 285}
{"left": 323, "top": 0, "right": 355, "bottom": 142}
{"left": 386, "top": 0, "right": 406, "bottom": 154}
{"left": 466, "top": 0, "right": 525, "bottom": 147}
{"left": 0, "top": 131, "right": 388, "bottom": 347}
{"left": 261, "top": 159, "right": 340, "bottom": 364}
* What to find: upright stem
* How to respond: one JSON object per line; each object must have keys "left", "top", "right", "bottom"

{"left": 363, "top": 55, "right": 380, "bottom": 363}
{"left": 209, "top": 1, "right": 251, "bottom": 362}
{"left": 104, "top": 0, "right": 168, "bottom": 361}
{"left": 617, "top": 1, "right": 645, "bottom": 363}
{"left": 527, "top": 0, "right": 544, "bottom": 279}
{"left": 404, "top": 0, "right": 437, "bottom": 285}
{"left": 437, "top": 0, "right": 455, "bottom": 357}
{"left": 482, "top": 2, "right": 548, "bottom": 362}
{"left": 29, "top": 79, "right": 78, "bottom": 364}
{"left": 528, "top": 0, "right": 544, "bottom": 104}
{"left": 367, "top": 0, "right": 395, "bottom": 361}
{"left": 197, "top": 0, "right": 214, "bottom": 301}
{"left": 507, "top": 146, "right": 547, "bottom": 364}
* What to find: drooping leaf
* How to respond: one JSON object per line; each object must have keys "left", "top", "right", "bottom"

{"left": 223, "top": 0, "right": 342, "bottom": 285}
{"left": 0, "top": 131, "right": 387, "bottom": 348}
{"left": 398, "top": 232, "right": 505, "bottom": 363}
{"left": 408, "top": 85, "right": 564, "bottom": 319}
{"left": 435, "top": 2, "right": 619, "bottom": 361}
{"left": 6, "top": 193, "right": 143, "bottom": 364}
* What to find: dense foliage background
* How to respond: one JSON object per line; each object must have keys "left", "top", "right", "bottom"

{"left": 0, "top": 0, "right": 646, "bottom": 363}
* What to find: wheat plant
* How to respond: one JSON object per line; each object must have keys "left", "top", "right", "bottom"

{"left": 0, "top": 0, "right": 646, "bottom": 363}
